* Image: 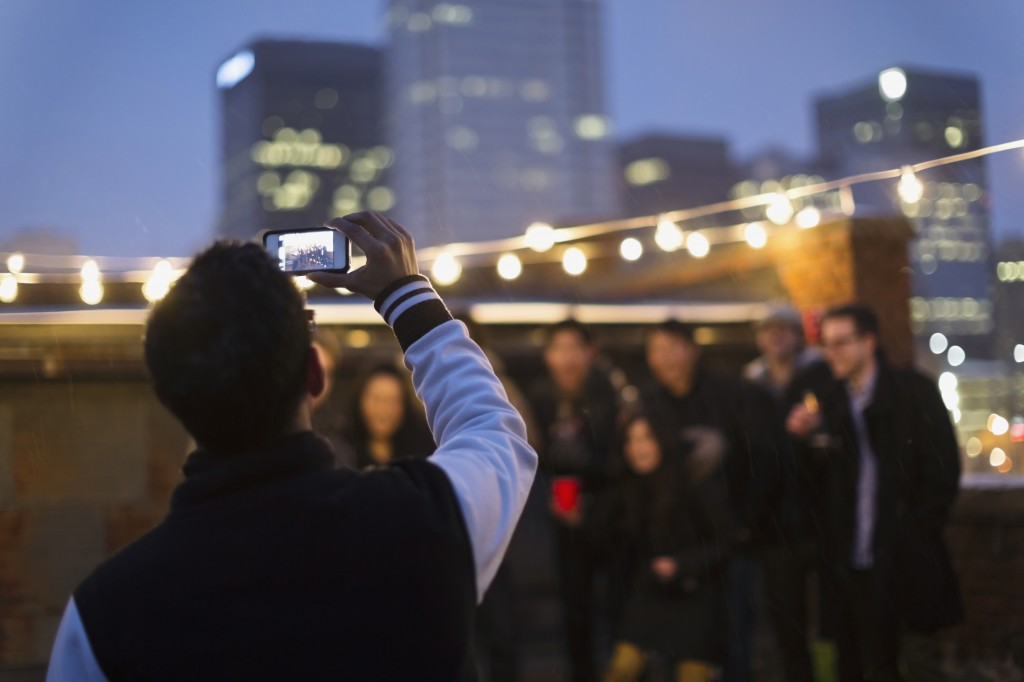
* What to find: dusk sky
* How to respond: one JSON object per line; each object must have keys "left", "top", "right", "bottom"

{"left": 1, "top": 0, "right": 1022, "bottom": 258}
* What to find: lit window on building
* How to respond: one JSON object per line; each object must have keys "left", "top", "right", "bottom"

{"left": 446, "top": 125, "right": 479, "bottom": 151}
{"left": 520, "top": 79, "right": 551, "bottom": 102}
{"left": 350, "top": 156, "right": 381, "bottom": 183}
{"left": 432, "top": 3, "right": 473, "bottom": 24}
{"left": 315, "top": 88, "right": 339, "bottom": 110}
{"left": 625, "top": 158, "right": 670, "bottom": 186}
{"left": 573, "top": 114, "right": 610, "bottom": 140}
{"left": 366, "top": 187, "right": 396, "bottom": 211}
{"left": 409, "top": 81, "right": 437, "bottom": 105}
{"left": 521, "top": 168, "right": 554, "bottom": 191}
{"left": 461, "top": 76, "right": 488, "bottom": 97}
{"left": 408, "top": 13, "right": 433, "bottom": 31}
{"left": 333, "top": 185, "right": 362, "bottom": 213}
{"left": 527, "top": 117, "right": 562, "bottom": 154}
{"left": 368, "top": 146, "right": 395, "bottom": 169}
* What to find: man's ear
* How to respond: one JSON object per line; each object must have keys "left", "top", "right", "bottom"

{"left": 306, "top": 346, "right": 326, "bottom": 401}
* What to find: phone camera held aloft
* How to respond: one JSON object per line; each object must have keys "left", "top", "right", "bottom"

{"left": 261, "top": 227, "right": 351, "bottom": 275}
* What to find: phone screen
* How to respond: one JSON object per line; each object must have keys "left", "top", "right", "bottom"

{"left": 262, "top": 228, "right": 350, "bottom": 275}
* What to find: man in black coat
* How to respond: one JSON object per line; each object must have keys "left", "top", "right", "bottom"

{"left": 786, "top": 303, "right": 962, "bottom": 682}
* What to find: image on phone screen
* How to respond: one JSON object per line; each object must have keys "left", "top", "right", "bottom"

{"left": 277, "top": 230, "right": 335, "bottom": 272}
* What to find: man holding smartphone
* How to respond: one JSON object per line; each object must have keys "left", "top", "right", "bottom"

{"left": 47, "top": 213, "right": 537, "bottom": 681}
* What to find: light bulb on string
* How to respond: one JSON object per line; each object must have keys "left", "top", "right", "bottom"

{"left": 6, "top": 253, "right": 25, "bottom": 274}
{"left": 655, "top": 218, "right": 684, "bottom": 252}
{"left": 686, "top": 231, "right": 710, "bottom": 258}
{"left": 497, "top": 254, "right": 522, "bottom": 280}
{"left": 142, "top": 260, "right": 177, "bottom": 302}
{"left": 744, "top": 223, "right": 767, "bottom": 249}
{"left": 81, "top": 259, "right": 101, "bottom": 282}
{"left": 0, "top": 274, "right": 17, "bottom": 303}
{"left": 796, "top": 206, "right": 821, "bottom": 229}
{"left": 766, "top": 193, "right": 794, "bottom": 225}
{"left": 620, "top": 237, "right": 643, "bottom": 261}
{"left": 562, "top": 247, "right": 587, "bottom": 276}
{"left": 525, "top": 222, "right": 556, "bottom": 252}
{"left": 431, "top": 253, "right": 462, "bottom": 285}
{"left": 80, "top": 280, "right": 104, "bottom": 305}
{"left": 897, "top": 166, "right": 924, "bottom": 204}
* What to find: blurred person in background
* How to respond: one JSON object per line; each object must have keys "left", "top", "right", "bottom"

{"left": 785, "top": 303, "right": 962, "bottom": 682}
{"left": 338, "top": 362, "right": 434, "bottom": 469}
{"left": 642, "top": 320, "right": 786, "bottom": 682}
{"left": 743, "top": 306, "right": 820, "bottom": 682}
{"left": 528, "top": 319, "right": 619, "bottom": 682}
{"left": 599, "top": 408, "right": 732, "bottom": 682}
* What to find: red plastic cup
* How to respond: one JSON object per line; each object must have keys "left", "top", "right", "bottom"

{"left": 551, "top": 477, "right": 582, "bottom": 513}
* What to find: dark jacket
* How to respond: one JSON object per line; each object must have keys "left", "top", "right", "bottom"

{"left": 642, "top": 365, "right": 790, "bottom": 548}
{"left": 796, "top": 361, "right": 964, "bottom": 632}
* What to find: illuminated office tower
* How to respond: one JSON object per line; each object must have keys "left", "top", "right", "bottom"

{"left": 216, "top": 40, "right": 393, "bottom": 240}
{"left": 815, "top": 66, "right": 993, "bottom": 357}
{"left": 618, "top": 134, "right": 737, "bottom": 218}
{"left": 385, "top": 0, "right": 616, "bottom": 245}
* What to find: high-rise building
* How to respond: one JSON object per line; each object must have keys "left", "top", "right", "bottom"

{"left": 618, "top": 134, "right": 737, "bottom": 218}
{"left": 385, "top": 0, "right": 616, "bottom": 245}
{"left": 216, "top": 40, "right": 393, "bottom": 241}
{"left": 815, "top": 66, "right": 993, "bottom": 357}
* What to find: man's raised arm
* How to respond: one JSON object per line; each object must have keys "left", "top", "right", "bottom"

{"left": 310, "top": 213, "right": 537, "bottom": 599}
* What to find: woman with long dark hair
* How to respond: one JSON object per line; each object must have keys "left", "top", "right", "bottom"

{"left": 340, "top": 363, "right": 434, "bottom": 469}
{"left": 601, "top": 408, "right": 733, "bottom": 682}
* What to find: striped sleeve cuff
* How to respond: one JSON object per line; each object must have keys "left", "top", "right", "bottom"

{"left": 374, "top": 275, "right": 454, "bottom": 351}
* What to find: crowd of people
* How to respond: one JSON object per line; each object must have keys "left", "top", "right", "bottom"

{"left": 310, "top": 300, "right": 962, "bottom": 682}
{"left": 47, "top": 213, "right": 961, "bottom": 682}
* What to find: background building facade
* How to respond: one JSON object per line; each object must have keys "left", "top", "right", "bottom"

{"left": 216, "top": 40, "right": 392, "bottom": 241}
{"left": 385, "top": 0, "right": 616, "bottom": 245}
{"left": 815, "top": 66, "right": 994, "bottom": 358}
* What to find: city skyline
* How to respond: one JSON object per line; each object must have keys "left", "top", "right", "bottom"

{"left": 1, "top": 0, "right": 1022, "bottom": 257}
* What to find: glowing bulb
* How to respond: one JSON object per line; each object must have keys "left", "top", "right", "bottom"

{"left": 525, "top": 222, "right": 556, "bottom": 252}
{"left": 1014, "top": 344, "right": 1024, "bottom": 363}
{"left": 81, "top": 260, "right": 101, "bottom": 281}
{"left": 143, "top": 260, "right": 177, "bottom": 302}
{"left": 766, "top": 194, "right": 794, "bottom": 225}
{"left": 80, "top": 280, "right": 104, "bottom": 305}
{"left": 562, "top": 247, "right": 587, "bottom": 276}
{"left": 620, "top": 238, "right": 643, "bottom": 262}
{"left": 929, "top": 333, "right": 948, "bottom": 355}
{"left": 497, "top": 254, "right": 522, "bottom": 280}
{"left": 744, "top": 223, "right": 767, "bottom": 249}
{"left": 795, "top": 206, "right": 821, "bottom": 229}
{"left": 431, "top": 253, "right": 462, "bottom": 286}
{"left": 878, "top": 67, "right": 908, "bottom": 102}
{"left": 655, "top": 219, "right": 684, "bottom": 252}
{"left": 938, "top": 372, "right": 957, "bottom": 393}
{"left": 686, "top": 231, "right": 710, "bottom": 258}
{"left": 989, "top": 414, "right": 1010, "bottom": 436}
{"left": 965, "top": 437, "right": 982, "bottom": 457}
{"left": 898, "top": 166, "right": 924, "bottom": 204}
{"left": 990, "top": 448, "right": 1007, "bottom": 468}
{"left": 947, "top": 345, "right": 965, "bottom": 367}
{"left": 6, "top": 253, "right": 24, "bottom": 274}
{"left": 0, "top": 274, "right": 17, "bottom": 303}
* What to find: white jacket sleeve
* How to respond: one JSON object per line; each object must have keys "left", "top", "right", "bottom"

{"left": 375, "top": 275, "right": 537, "bottom": 601}
{"left": 47, "top": 598, "right": 108, "bottom": 681}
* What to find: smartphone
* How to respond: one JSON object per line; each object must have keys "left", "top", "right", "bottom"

{"left": 262, "top": 227, "right": 350, "bottom": 275}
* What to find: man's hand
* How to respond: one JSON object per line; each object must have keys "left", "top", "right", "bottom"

{"left": 650, "top": 556, "right": 678, "bottom": 582}
{"left": 785, "top": 403, "right": 821, "bottom": 440}
{"left": 307, "top": 212, "right": 420, "bottom": 300}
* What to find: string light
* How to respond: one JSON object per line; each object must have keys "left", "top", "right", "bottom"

{"left": 947, "top": 345, "right": 966, "bottom": 367}
{"left": 525, "top": 222, "right": 556, "bottom": 252}
{"left": 766, "top": 193, "right": 794, "bottom": 225}
{"left": 655, "top": 219, "right": 684, "bottom": 252}
{"left": 795, "top": 206, "right": 821, "bottom": 229}
{"left": 929, "top": 332, "right": 948, "bottom": 355}
{"left": 989, "top": 447, "right": 1007, "bottom": 468}
{"left": 142, "top": 260, "right": 177, "bottom": 302}
{"left": 562, "top": 247, "right": 587, "bottom": 276}
{"left": 497, "top": 253, "right": 522, "bottom": 280}
{"left": 431, "top": 253, "right": 462, "bottom": 285}
{"left": 6, "top": 253, "right": 24, "bottom": 274}
{"left": 686, "top": 231, "right": 710, "bottom": 258}
{"left": 897, "top": 166, "right": 924, "bottom": 204}
{"left": 80, "top": 259, "right": 103, "bottom": 305}
{"left": 744, "top": 222, "right": 767, "bottom": 249}
{"left": 620, "top": 238, "right": 643, "bottom": 261}
{"left": 0, "top": 274, "right": 17, "bottom": 303}
{"left": 988, "top": 414, "right": 1010, "bottom": 436}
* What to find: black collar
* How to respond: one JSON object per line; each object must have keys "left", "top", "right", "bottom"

{"left": 172, "top": 432, "right": 335, "bottom": 510}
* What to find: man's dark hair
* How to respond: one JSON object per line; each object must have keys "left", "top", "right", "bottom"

{"left": 545, "top": 318, "right": 594, "bottom": 347}
{"left": 645, "top": 319, "right": 696, "bottom": 345}
{"left": 144, "top": 241, "right": 311, "bottom": 454}
{"left": 821, "top": 303, "right": 880, "bottom": 338}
